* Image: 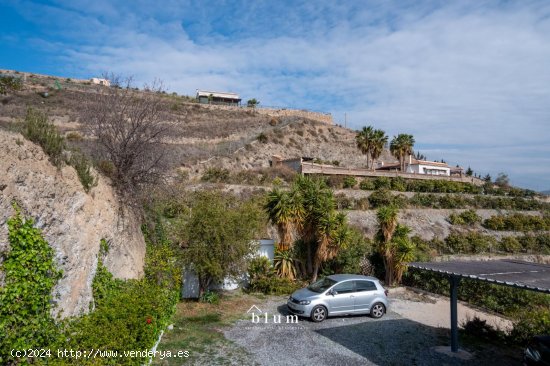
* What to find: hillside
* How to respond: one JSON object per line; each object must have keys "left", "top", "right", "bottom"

{"left": 1, "top": 70, "right": 549, "bottom": 364}
{"left": 1, "top": 71, "right": 548, "bottom": 254}
{"left": 0, "top": 70, "right": 396, "bottom": 180}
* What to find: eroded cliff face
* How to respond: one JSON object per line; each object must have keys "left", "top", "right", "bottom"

{"left": 0, "top": 130, "right": 145, "bottom": 317}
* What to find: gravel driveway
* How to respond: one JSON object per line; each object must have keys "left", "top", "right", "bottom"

{"left": 224, "top": 295, "right": 520, "bottom": 366}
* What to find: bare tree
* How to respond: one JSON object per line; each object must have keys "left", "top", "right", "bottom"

{"left": 80, "top": 76, "right": 169, "bottom": 198}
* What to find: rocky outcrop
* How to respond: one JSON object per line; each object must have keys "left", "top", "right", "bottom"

{"left": 0, "top": 130, "right": 145, "bottom": 318}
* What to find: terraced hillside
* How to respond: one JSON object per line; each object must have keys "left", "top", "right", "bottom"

{"left": 0, "top": 70, "right": 394, "bottom": 180}
{"left": 1, "top": 70, "right": 547, "bottom": 261}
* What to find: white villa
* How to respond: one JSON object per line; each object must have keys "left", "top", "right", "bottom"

{"left": 406, "top": 159, "right": 451, "bottom": 176}
{"left": 90, "top": 78, "right": 110, "bottom": 86}
{"left": 377, "top": 156, "right": 455, "bottom": 176}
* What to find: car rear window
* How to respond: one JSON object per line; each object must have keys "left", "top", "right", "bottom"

{"left": 332, "top": 281, "right": 355, "bottom": 294}
{"left": 355, "top": 280, "right": 377, "bottom": 292}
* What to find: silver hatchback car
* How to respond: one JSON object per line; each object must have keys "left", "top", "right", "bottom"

{"left": 287, "top": 274, "right": 388, "bottom": 322}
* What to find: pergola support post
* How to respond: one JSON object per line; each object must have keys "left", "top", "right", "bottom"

{"left": 449, "top": 275, "right": 461, "bottom": 352}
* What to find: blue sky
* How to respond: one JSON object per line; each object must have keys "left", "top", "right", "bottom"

{"left": 1, "top": 0, "right": 550, "bottom": 190}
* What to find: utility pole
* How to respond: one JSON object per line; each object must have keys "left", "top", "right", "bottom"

{"left": 344, "top": 112, "right": 347, "bottom": 129}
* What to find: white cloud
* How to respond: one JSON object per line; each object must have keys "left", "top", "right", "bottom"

{"left": 8, "top": 0, "right": 550, "bottom": 190}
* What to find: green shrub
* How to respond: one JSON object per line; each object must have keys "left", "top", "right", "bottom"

{"left": 444, "top": 230, "right": 497, "bottom": 254}
{"left": 391, "top": 177, "right": 407, "bottom": 191}
{"left": 201, "top": 167, "right": 231, "bottom": 183}
{"left": 248, "top": 256, "right": 274, "bottom": 279}
{"left": 510, "top": 308, "right": 550, "bottom": 344}
{"left": 0, "top": 207, "right": 63, "bottom": 365}
{"left": 407, "top": 193, "right": 548, "bottom": 210}
{"left": 257, "top": 132, "right": 268, "bottom": 143}
{"left": 23, "top": 108, "right": 66, "bottom": 167}
{"left": 393, "top": 230, "right": 548, "bottom": 256}
{"left": 249, "top": 275, "right": 302, "bottom": 295}
{"left": 200, "top": 290, "right": 220, "bottom": 304}
{"left": 518, "top": 234, "right": 550, "bottom": 254}
{"left": 359, "top": 179, "right": 375, "bottom": 190}
{"left": 321, "top": 228, "right": 373, "bottom": 275}
{"left": 69, "top": 151, "right": 98, "bottom": 193}
{"left": 66, "top": 131, "right": 83, "bottom": 141}
{"left": 373, "top": 176, "right": 392, "bottom": 189}
{"left": 368, "top": 189, "right": 408, "bottom": 208}
{"left": 65, "top": 279, "right": 177, "bottom": 365}
{"left": 0, "top": 75, "right": 23, "bottom": 95}
{"left": 483, "top": 213, "right": 550, "bottom": 232}
{"left": 404, "top": 269, "right": 550, "bottom": 317}
{"left": 499, "top": 236, "right": 522, "bottom": 253}
{"left": 335, "top": 193, "right": 353, "bottom": 209}
{"left": 355, "top": 197, "right": 370, "bottom": 210}
{"left": 97, "top": 159, "right": 115, "bottom": 177}
{"left": 92, "top": 243, "right": 123, "bottom": 308}
{"left": 325, "top": 175, "right": 345, "bottom": 188}
{"left": 460, "top": 209, "right": 482, "bottom": 225}
{"left": 58, "top": 230, "right": 180, "bottom": 365}
{"left": 447, "top": 209, "right": 482, "bottom": 226}
{"left": 247, "top": 257, "right": 301, "bottom": 295}
{"left": 410, "top": 235, "right": 441, "bottom": 261}
{"left": 343, "top": 176, "right": 357, "bottom": 189}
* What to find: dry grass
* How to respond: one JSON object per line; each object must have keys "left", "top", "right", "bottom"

{"left": 3, "top": 71, "right": 378, "bottom": 178}
{"left": 153, "top": 290, "right": 267, "bottom": 365}
{"left": 177, "top": 291, "right": 265, "bottom": 322}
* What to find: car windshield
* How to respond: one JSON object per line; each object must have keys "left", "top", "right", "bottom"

{"left": 307, "top": 277, "right": 337, "bottom": 293}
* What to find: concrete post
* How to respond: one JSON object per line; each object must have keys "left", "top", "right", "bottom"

{"left": 449, "top": 275, "right": 461, "bottom": 352}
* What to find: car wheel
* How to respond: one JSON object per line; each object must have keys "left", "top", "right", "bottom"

{"left": 370, "top": 302, "right": 385, "bottom": 319}
{"left": 311, "top": 305, "right": 327, "bottom": 322}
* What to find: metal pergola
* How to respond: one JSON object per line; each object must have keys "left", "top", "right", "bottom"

{"left": 408, "top": 259, "right": 550, "bottom": 352}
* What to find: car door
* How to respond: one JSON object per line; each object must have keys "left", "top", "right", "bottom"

{"left": 326, "top": 280, "right": 356, "bottom": 314}
{"left": 353, "top": 280, "right": 378, "bottom": 313}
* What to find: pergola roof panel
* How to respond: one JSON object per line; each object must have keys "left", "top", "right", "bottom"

{"left": 409, "top": 260, "right": 550, "bottom": 294}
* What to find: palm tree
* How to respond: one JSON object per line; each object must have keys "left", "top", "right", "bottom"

{"left": 390, "top": 134, "right": 415, "bottom": 172}
{"left": 311, "top": 212, "right": 350, "bottom": 282}
{"left": 376, "top": 206, "right": 398, "bottom": 285}
{"left": 370, "top": 129, "right": 388, "bottom": 170}
{"left": 264, "top": 189, "right": 303, "bottom": 251}
{"left": 391, "top": 224, "right": 415, "bottom": 284}
{"left": 266, "top": 176, "right": 352, "bottom": 281}
{"left": 355, "top": 126, "right": 375, "bottom": 169}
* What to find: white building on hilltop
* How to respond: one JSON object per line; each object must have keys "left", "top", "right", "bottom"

{"left": 90, "top": 78, "right": 110, "bottom": 86}
{"left": 406, "top": 158, "right": 451, "bottom": 176}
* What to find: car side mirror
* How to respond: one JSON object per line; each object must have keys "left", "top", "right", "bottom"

{"left": 328, "top": 289, "right": 337, "bottom": 296}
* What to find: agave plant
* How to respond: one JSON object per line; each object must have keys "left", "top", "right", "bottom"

{"left": 274, "top": 248, "right": 297, "bottom": 280}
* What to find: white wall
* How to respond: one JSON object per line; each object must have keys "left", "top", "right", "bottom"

{"left": 407, "top": 164, "right": 450, "bottom": 176}
{"left": 257, "top": 239, "right": 275, "bottom": 262}
{"left": 182, "top": 239, "right": 276, "bottom": 296}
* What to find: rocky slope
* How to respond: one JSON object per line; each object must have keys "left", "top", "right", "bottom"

{"left": 0, "top": 71, "right": 397, "bottom": 180}
{"left": 0, "top": 129, "right": 145, "bottom": 318}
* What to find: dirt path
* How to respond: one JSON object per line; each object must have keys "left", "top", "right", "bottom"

{"left": 389, "top": 287, "right": 514, "bottom": 331}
